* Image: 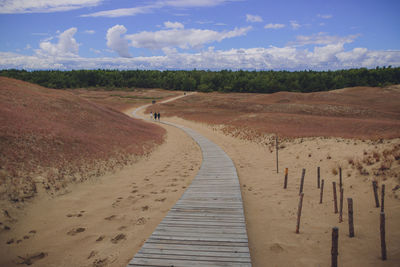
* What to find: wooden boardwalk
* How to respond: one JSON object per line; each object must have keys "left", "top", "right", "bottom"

{"left": 128, "top": 107, "right": 252, "bottom": 266}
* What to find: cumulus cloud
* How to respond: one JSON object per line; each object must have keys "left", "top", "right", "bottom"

{"left": 0, "top": 0, "right": 103, "bottom": 14}
{"left": 164, "top": 21, "right": 184, "bottom": 29}
{"left": 37, "top": 27, "right": 79, "bottom": 57}
{"left": 264, "top": 23, "right": 285, "bottom": 29}
{"left": 289, "top": 33, "right": 359, "bottom": 46}
{"left": 106, "top": 25, "right": 132, "bottom": 58}
{"left": 246, "top": 14, "right": 263, "bottom": 23}
{"left": 2, "top": 45, "right": 399, "bottom": 71}
{"left": 126, "top": 26, "right": 252, "bottom": 50}
{"left": 82, "top": 0, "right": 233, "bottom": 17}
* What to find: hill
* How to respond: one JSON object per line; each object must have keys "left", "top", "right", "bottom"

{"left": 152, "top": 85, "right": 400, "bottom": 140}
{"left": 0, "top": 77, "right": 165, "bottom": 202}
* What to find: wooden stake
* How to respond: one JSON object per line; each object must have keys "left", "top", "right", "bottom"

{"left": 320, "top": 179, "right": 325, "bottom": 204}
{"left": 331, "top": 227, "right": 339, "bottom": 267}
{"left": 380, "top": 212, "right": 387, "bottom": 260}
{"left": 348, "top": 198, "right": 354, "bottom": 237}
{"left": 333, "top": 181, "right": 338, "bottom": 214}
{"left": 339, "top": 188, "right": 344, "bottom": 223}
{"left": 299, "top": 168, "right": 306, "bottom": 195}
{"left": 372, "top": 181, "right": 380, "bottom": 208}
{"left": 276, "top": 135, "right": 279, "bottom": 174}
{"left": 284, "top": 168, "right": 288, "bottom": 189}
{"left": 296, "top": 192, "right": 304, "bottom": 234}
{"left": 339, "top": 167, "right": 342, "bottom": 190}
{"left": 381, "top": 184, "right": 385, "bottom": 213}
{"left": 317, "top": 166, "right": 320, "bottom": 189}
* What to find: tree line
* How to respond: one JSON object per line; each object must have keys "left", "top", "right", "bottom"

{"left": 1, "top": 67, "right": 399, "bottom": 93}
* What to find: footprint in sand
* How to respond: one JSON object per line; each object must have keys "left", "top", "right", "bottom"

{"left": 88, "top": 250, "right": 97, "bottom": 259}
{"left": 141, "top": 206, "right": 149, "bottom": 211}
{"left": 93, "top": 258, "right": 108, "bottom": 267}
{"left": 131, "top": 190, "right": 138, "bottom": 194}
{"left": 118, "top": 226, "right": 127, "bottom": 231}
{"left": 96, "top": 235, "right": 105, "bottom": 242}
{"left": 104, "top": 215, "right": 117, "bottom": 221}
{"left": 17, "top": 252, "right": 47, "bottom": 265}
{"left": 111, "top": 233, "right": 126, "bottom": 244}
{"left": 155, "top": 198, "right": 166, "bottom": 202}
{"left": 136, "top": 217, "right": 146, "bottom": 225}
{"left": 67, "top": 227, "right": 86, "bottom": 236}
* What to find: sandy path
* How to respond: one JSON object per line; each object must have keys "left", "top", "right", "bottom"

{"left": 0, "top": 109, "right": 202, "bottom": 266}
{"left": 163, "top": 116, "right": 400, "bottom": 267}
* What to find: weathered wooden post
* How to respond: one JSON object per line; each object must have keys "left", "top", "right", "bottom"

{"left": 331, "top": 227, "right": 339, "bottom": 267}
{"left": 299, "top": 168, "right": 306, "bottom": 195}
{"left": 317, "top": 166, "right": 320, "bottom": 189}
{"left": 296, "top": 193, "right": 304, "bottom": 234}
{"left": 333, "top": 181, "right": 338, "bottom": 213}
{"left": 380, "top": 212, "right": 387, "bottom": 260}
{"left": 284, "top": 168, "right": 288, "bottom": 189}
{"left": 320, "top": 179, "right": 325, "bottom": 204}
{"left": 381, "top": 184, "right": 385, "bottom": 213}
{"left": 339, "top": 167, "right": 342, "bottom": 190}
{"left": 348, "top": 198, "right": 354, "bottom": 237}
{"left": 276, "top": 135, "right": 279, "bottom": 174}
{"left": 372, "top": 181, "right": 380, "bottom": 208}
{"left": 339, "top": 188, "right": 344, "bottom": 223}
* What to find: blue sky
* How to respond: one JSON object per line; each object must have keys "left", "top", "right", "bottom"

{"left": 0, "top": 0, "right": 399, "bottom": 70}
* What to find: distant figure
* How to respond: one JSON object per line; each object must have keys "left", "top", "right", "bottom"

{"left": 157, "top": 112, "right": 160, "bottom": 121}
{"left": 154, "top": 112, "right": 157, "bottom": 120}
{"left": 150, "top": 111, "right": 153, "bottom": 120}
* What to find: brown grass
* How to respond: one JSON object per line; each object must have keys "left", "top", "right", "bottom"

{"left": 0, "top": 77, "right": 165, "bottom": 202}
{"left": 151, "top": 86, "right": 400, "bottom": 139}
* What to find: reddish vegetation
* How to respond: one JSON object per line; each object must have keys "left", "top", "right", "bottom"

{"left": 0, "top": 77, "right": 165, "bottom": 202}
{"left": 68, "top": 88, "right": 179, "bottom": 112}
{"left": 153, "top": 86, "right": 400, "bottom": 140}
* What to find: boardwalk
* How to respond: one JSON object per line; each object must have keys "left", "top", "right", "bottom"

{"left": 129, "top": 106, "right": 252, "bottom": 266}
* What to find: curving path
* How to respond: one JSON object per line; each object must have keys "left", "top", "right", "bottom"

{"left": 128, "top": 99, "right": 252, "bottom": 266}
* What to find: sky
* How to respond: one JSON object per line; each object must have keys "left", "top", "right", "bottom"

{"left": 0, "top": 0, "right": 399, "bottom": 70}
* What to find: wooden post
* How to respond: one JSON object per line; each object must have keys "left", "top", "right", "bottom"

{"left": 339, "top": 167, "right": 342, "bottom": 190}
{"left": 317, "top": 166, "right": 320, "bottom": 189}
{"left": 380, "top": 212, "right": 387, "bottom": 260}
{"left": 339, "top": 188, "right": 344, "bottom": 223}
{"left": 331, "top": 227, "right": 339, "bottom": 267}
{"left": 284, "top": 168, "right": 288, "bottom": 189}
{"left": 299, "top": 168, "right": 306, "bottom": 195}
{"left": 295, "top": 193, "right": 304, "bottom": 234}
{"left": 333, "top": 182, "right": 338, "bottom": 214}
{"left": 276, "top": 135, "right": 279, "bottom": 174}
{"left": 372, "top": 181, "right": 380, "bottom": 208}
{"left": 348, "top": 198, "right": 354, "bottom": 237}
{"left": 381, "top": 184, "right": 385, "bottom": 213}
{"left": 320, "top": 179, "right": 325, "bottom": 204}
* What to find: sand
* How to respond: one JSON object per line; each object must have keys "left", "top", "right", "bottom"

{"left": 1, "top": 97, "right": 399, "bottom": 266}
{"left": 0, "top": 120, "right": 202, "bottom": 266}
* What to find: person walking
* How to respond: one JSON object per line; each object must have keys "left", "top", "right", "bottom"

{"left": 154, "top": 112, "right": 157, "bottom": 120}
{"left": 150, "top": 111, "right": 153, "bottom": 120}
{"left": 157, "top": 112, "right": 160, "bottom": 121}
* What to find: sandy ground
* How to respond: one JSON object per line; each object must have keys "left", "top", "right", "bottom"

{"left": 0, "top": 119, "right": 202, "bottom": 266}
{"left": 163, "top": 116, "right": 400, "bottom": 267}
{"left": 1, "top": 96, "right": 399, "bottom": 267}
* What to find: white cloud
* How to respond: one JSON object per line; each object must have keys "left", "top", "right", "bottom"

{"left": 106, "top": 25, "right": 132, "bottom": 58}
{"left": 125, "top": 26, "right": 252, "bottom": 50}
{"left": 264, "top": 23, "right": 285, "bottom": 29}
{"left": 289, "top": 33, "right": 359, "bottom": 46}
{"left": 0, "top": 0, "right": 103, "bottom": 14}
{"left": 246, "top": 14, "right": 263, "bottom": 23}
{"left": 318, "top": 14, "right": 333, "bottom": 19}
{"left": 82, "top": 0, "right": 233, "bottom": 17}
{"left": 85, "top": 30, "right": 95, "bottom": 34}
{"left": 164, "top": 21, "right": 184, "bottom": 29}
{"left": 36, "top": 27, "right": 79, "bottom": 57}
{"left": 290, "top": 20, "right": 301, "bottom": 30}
{"left": 2, "top": 45, "right": 399, "bottom": 71}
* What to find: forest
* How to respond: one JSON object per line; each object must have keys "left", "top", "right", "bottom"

{"left": 1, "top": 67, "right": 400, "bottom": 93}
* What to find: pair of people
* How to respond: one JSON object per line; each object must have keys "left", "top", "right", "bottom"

{"left": 151, "top": 111, "right": 160, "bottom": 121}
